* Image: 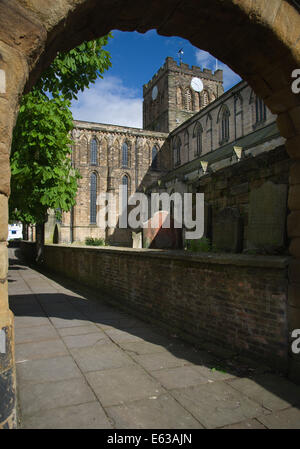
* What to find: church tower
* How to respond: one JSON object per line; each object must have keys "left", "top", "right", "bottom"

{"left": 143, "top": 56, "right": 224, "bottom": 133}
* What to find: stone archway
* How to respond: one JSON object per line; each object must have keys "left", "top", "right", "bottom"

{"left": 0, "top": 0, "right": 300, "bottom": 428}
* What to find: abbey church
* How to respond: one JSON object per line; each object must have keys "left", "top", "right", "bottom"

{"left": 55, "top": 56, "right": 289, "bottom": 255}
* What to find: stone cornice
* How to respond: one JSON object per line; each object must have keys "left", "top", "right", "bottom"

{"left": 74, "top": 120, "right": 168, "bottom": 140}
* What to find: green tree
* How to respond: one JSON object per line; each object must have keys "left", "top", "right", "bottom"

{"left": 10, "top": 35, "right": 112, "bottom": 258}
{"left": 10, "top": 92, "right": 77, "bottom": 225}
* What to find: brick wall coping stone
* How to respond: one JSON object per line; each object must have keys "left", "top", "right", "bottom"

{"left": 43, "top": 243, "right": 290, "bottom": 269}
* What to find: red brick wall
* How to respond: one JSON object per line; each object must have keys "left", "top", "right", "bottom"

{"left": 37, "top": 244, "right": 290, "bottom": 372}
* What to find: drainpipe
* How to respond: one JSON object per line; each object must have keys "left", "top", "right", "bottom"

{"left": 70, "top": 140, "right": 75, "bottom": 244}
{"left": 70, "top": 206, "right": 74, "bottom": 244}
{"left": 135, "top": 137, "right": 138, "bottom": 190}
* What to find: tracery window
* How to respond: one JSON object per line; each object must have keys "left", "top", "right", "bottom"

{"left": 184, "top": 88, "right": 192, "bottom": 111}
{"left": 234, "top": 94, "right": 243, "bottom": 139}
{"left": 122, "top": 142, "right": 128, "bottom": 167}
{"left": 90, "top": 138, "right": 98, "bottom": 165}
{"left": 90, "top": 172, "right": 97, "bottom": 224}
{"left": 219, "top": 105, "right": 230, "bottom": 144}
{"left": 255, "top": 96, "right": 266, "bottom": 124}
{"left": 151, "top": 146, "right": 158, "bottom": 170}
{"left": 173, "top": 137, "right": 181, "bottom": 167}
{"left": 193, "top": 122, "right": 203, "bottom": 156}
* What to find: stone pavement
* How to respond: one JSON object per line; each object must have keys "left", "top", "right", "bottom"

{"left": 8, "top": 248, "right": 300, "bottom": 429}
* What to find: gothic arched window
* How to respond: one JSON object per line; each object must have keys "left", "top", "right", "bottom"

{"left": 151, "top": 146, "right": 158, "bottom": 170}
{"left": 193, "top": 122, "right": 203, "bottom": 157}
{"left": 121, "top": 175, "right": 129, "bottom": 218}
{"left": 90, "top": 138, "right": 98, "bottom": 166}
{"left": 173, "top": 137, "right": 181, "bottom": 167}
{"left": 234, "top": 94, "right": 243, "bottom": 139}
{"left": 206, "top": 114, "right": 213, "bottom": 152}
{"left": 90, "top": 172, "right": 97, "bottom": 224}
{"left": 122, "top": 142, "right": 128, "bottom": 167}
{"left": 184, "top": 130, "right": 189, "bottom": 159}
{"left": 202, "top": 90, "right": 209, "bottom": 108}
{"left": 184, "top": 88, "right": 192, "bottom": 111}
{"left": 250, "top": 90, "right": 267, "bottom": 129}
{"left": 176, "top": 87, "right": 182, "bottom": 107}
{"left": 122, "top": 174, "right": 128, "bottom": 188}
{"left": 219, "top": 105, "right": 230, "bottom": 144}
{"left": 255, "top": 96, "right": 266, "bottom": 124}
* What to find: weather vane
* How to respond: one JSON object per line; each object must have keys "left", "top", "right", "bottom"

{"left": 178, "top": 48, "right": 184, "bottom": 64}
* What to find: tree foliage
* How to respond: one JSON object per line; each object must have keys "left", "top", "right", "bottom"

{"left": 10, "top": 35, "right": 112, "bottom": 224}
{"left": 10, "top": 92, "right": 77, "bottom": 224}
{"left": 35, "top": 35, "right": 112, "bottom": 101}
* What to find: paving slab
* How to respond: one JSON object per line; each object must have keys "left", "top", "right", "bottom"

{"left": 192, "top": 364, "right": 236, "bottom": 382}
{"left": 70, "top": 342, "right": 134, "bottom": 372}
{"left": 15, "top": 339, "right": 68, "bottom": 362}
{"left": 108, "top": 327, "right": 175, "bottom": 346}
{"left": 86, "top": 365, "right": 164, "bottom": 406}
{"left": 37, "top": 294, "right": 70, "bottom": 305}
{"left": 106, "top": 394, "right": 202, "bottom": 429}
{"left": 105, "top": 327, "right": 151, "bottom": 344}
{"left": 15, "top": 323, "right": 58, "bottom": 344}
{"left": 10, "top": 303, "right": 45, "bottom": 315}
{"left": 119, "top": 340, "right": 171, "bottom": 356}
{"left": 172, "top": 382, "right": 266, "bottom": 428}
{"left": 229, "top": 374, "right": 300, "bottom": 411}
{"left": 18, "top": 377, "right": 96, "bottom": 417}
{"left": 165, "top": 345, "right": 220, "bottom": 367}
{"left": 9, "top": 295, "right": 39, "bottom": 306}
{"left": 57, "top": 324, "right": 102, "bottom": 337}
{"left": 151, "top": 366, "right": 209, "bottom": 390}
{"left": 62, "top": 332, "right": 110, "bottom": 349}
{"left": 221, "top": 418, "right": 267, "bottom": 429}
{"left": 9, "top": 249, "right": 300, "bottom": 429}
{"left": 14, "top": 315, "right": 50, "bottom": 329}
{"left": 22, "top": 402, "right": 113, "bottom": 429}
{"left": 256, "top": 407, "right": 300, "bottom": 429}
{"left": 17, "top": 355, "right": 82, "bottom": 385}
{"left": 49, "top": 316, "right": 90, "bottom": 329}
{"left": 132, "top": 352, "right": 190, "bottom": 371}
{"left": 97, "top": 316, "right": 146, "bottom": 331}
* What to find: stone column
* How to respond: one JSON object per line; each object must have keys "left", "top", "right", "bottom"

{"left": 0, "top": 41, "right": 28, "bottom": 429}
{"left": 278, "top": 109, "right": 300, "bottom": 383}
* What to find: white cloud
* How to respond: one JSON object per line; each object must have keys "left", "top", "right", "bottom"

{"left": 195, "top": 49, "right": 241, "bottom": 91}
{"left": 71, "top": 53, "right": 241, "bottom": 128}
{"left": 71, "top": 76, "right": 143, "bottom": 128}
{"left": 195, "top": 49, "right": 214, "bottom": 68}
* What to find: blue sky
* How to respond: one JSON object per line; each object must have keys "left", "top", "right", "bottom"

{"left": 71, "top": 30, "right": 241, "bottom": 128}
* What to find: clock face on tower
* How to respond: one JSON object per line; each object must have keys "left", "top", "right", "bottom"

{"left": 152, "top": 85, "right": 158, "bottom": 101}
{"left": 191, "top": 77, "right": 204, "bottom": 93}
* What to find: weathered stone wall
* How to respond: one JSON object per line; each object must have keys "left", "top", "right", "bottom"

{"left": 61, "top": 121, "right": 170, "bottom": 244}
{"left": 198, "top": 145, "right": 291, "bottom": 253}
{"left": 143, "top": 56, "right": 223, "bottom": 133}
{"left": 26, "top": 243, "right": 289, "bottom": 373}
{"left": 170, "top": 81, "right": 277, "bottom": 167}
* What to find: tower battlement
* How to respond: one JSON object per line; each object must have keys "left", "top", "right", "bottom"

{"left": 143, "top": 56, "right": 224, "bottom": 133}
{"left": 143, "top": 57, "right": 223, "bottom": 95}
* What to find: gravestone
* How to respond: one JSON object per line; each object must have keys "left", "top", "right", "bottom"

{"left": 132, "top": 231, "right": 142, "bottom": 249}
{"left": 247, "top": 181, "right": 287, "bottom": 251}
{"left": 204, "top": 202, "right": 212, "bottom": 241}
{"left": 142, "top": 210, "right": 183, "bottom": 249}
{"left": 212, "top": 206, "right": 243, "bottom": 252}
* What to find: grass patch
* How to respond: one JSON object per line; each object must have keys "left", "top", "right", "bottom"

{"left": 85, "top": 237, "right": 105, "bottom": 246}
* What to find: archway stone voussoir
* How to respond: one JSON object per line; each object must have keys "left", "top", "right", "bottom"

{"left": 289, "top": 161, "right": 300, "bottom": 185}
{"left": 285, "top": 135, "right": 300, "bottom": 160}
{"left": 288, "top": 185, "right": 300, "bottom": 211}
{"left": 287, "top": 211, "right": 300, "bottom": 238}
